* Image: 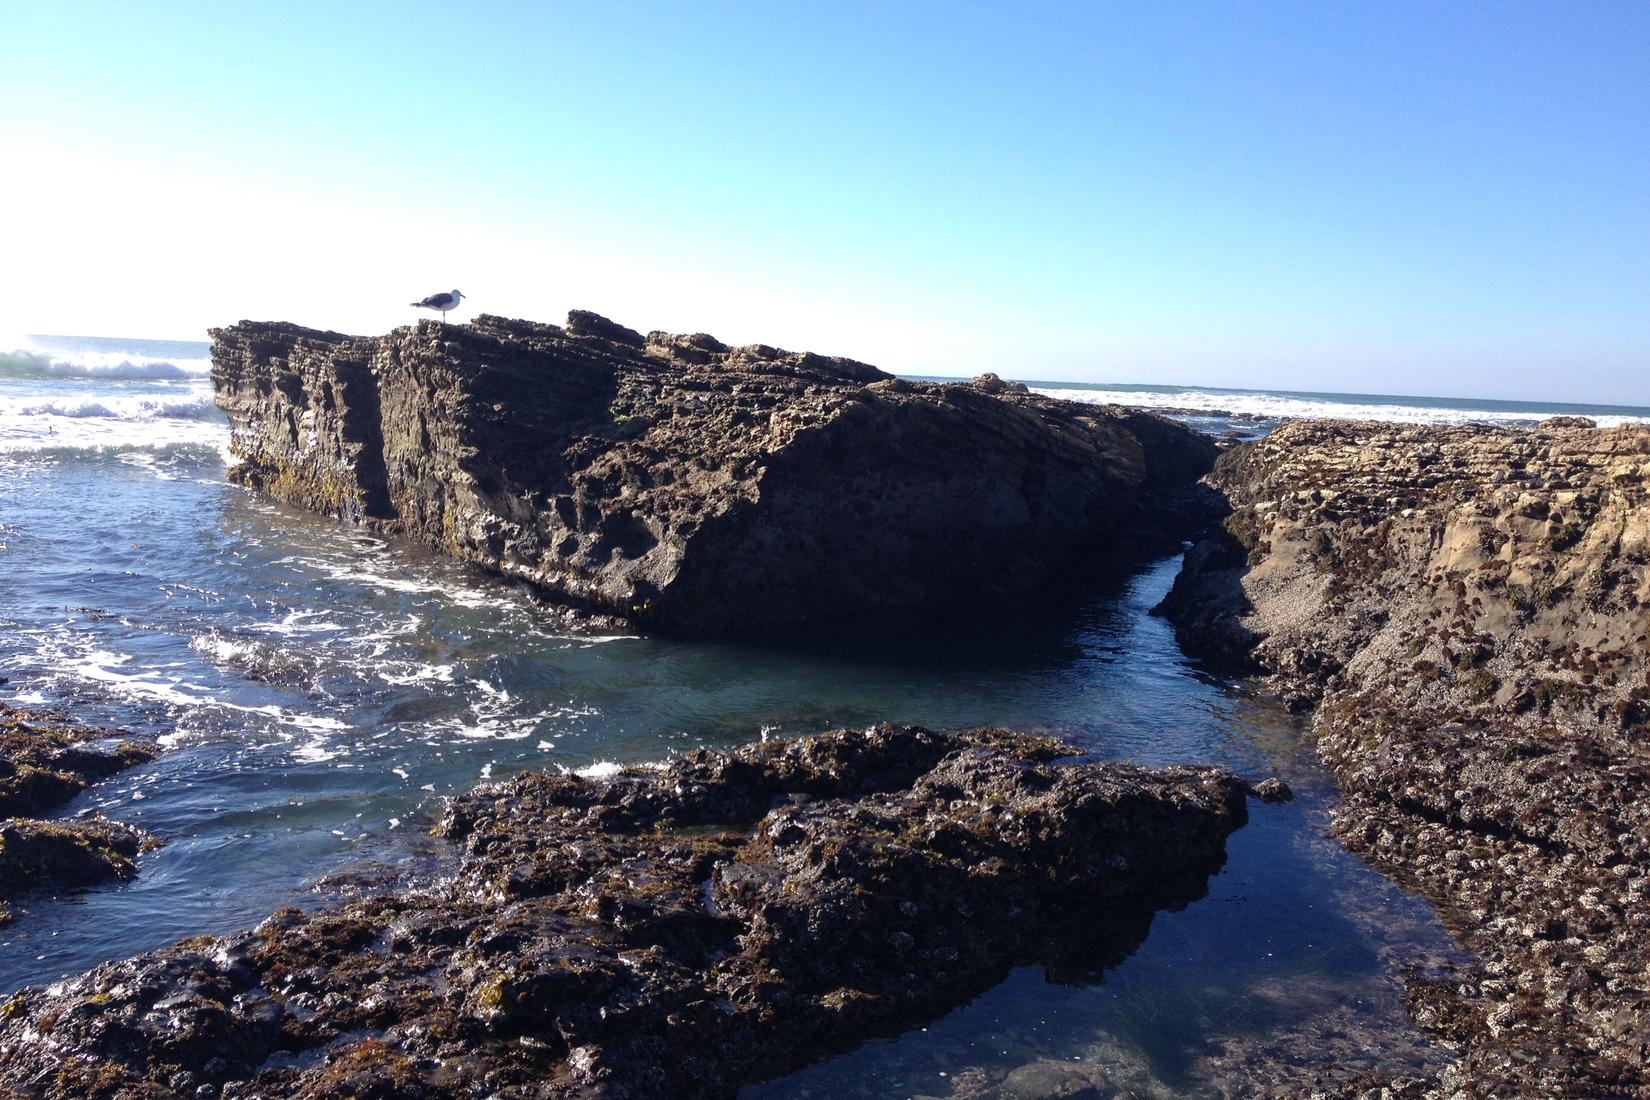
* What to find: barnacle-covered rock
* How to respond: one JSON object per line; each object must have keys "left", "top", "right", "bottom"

{"left": 0, "top": 725, "right": 1252, "bottom": 1098}
{"left": 1163, "top": 419, "right": 1650, "bottom": 1095}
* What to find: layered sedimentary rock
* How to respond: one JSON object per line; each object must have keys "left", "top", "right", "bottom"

{"left": 210, "top": 312, "right": 1217, "bottom": 632}
{"left": 1164, "top": 419, "right": 1650, "bottom": 1096}
{"left": 0, "top": 725, "right": 1254, "bottom": 1099}
{"left": 0, "top": 703, "right": 157, "bottom": 924}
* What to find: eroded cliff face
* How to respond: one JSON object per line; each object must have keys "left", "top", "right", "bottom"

{"left": 211, "top": 312, "right": 1217, "bottom": 632}
{"left": 1165, "top": 419, "right": 1650, "bottom": 1096}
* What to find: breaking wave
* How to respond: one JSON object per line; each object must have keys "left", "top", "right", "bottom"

{"left": 0, "top": 389, "right": 229, "bottom": 456}
{"left": 1032, "top": 384, "right": 1650, "bottom": 430}
{"left": 0, "top": 348, "right": 211, "bottom": 381}
{"left": 0, "top": 392, "right": 218, "bottom": 420}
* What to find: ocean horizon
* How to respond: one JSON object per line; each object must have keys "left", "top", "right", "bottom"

{"left": 5, "top": 333, "right": 1646, "bottom": 462}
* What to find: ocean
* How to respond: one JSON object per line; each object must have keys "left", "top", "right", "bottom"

{"left": 9, "top": 332, "right": 1627, "bottom": 1093}
{"left": 1030, "top": 380, "right": 1650, "bottom": 439}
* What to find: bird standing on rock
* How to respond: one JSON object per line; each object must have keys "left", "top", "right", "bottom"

{"left": 411, "top": 289, "right": 465, "bottom": 324}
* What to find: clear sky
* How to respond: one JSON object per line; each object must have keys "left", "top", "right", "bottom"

{"left": 3, "top": 2, "right": 1647, "bottom": 402}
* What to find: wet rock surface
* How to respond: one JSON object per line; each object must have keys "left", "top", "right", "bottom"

{"left": 0, "top": 725, "right": 1253, "bottom": 1099}
{"left": 0, "top": 818, "right": 152, "bottom": 924}
{"left": 210, "top": 313, "right": 1217, "bottom": 633}
{"left": 0, "top": 703, "right": 156, "bottom": 819}
{"left": 0, "top": 703, "right": 157, "bottom": 924}
{"left": 1164, "top": 420, "right": 1650, "bottom": 1096}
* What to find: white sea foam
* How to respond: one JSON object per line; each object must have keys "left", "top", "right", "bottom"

{"left": 1, "top": 347, "right": 211, "bottom": 382}
{"left": 116, "top": 450, "right": 205, "bottom": 481}
{"left": 252, "top": 611, "right": 350, "bottom": 636}
{"left": 190, "top": 634, "right": 265, "bottom": 665}
{"left": 189, "top": 632, "right": 317, "bottom": 683}
{"left": 28, "top": 635, "right": 350, "bottom": 743}
{"left": 431, "top": 716, "right": 544, "bottom": 740}
{"left": 0, "top": 392, "right": 218, "bottom": 420}
{"left": 0, "top": 387, "right": 229, "bottom": 454}
{"left": 292, "top": 741, "right": 340, "bottom": 763}
{"left": 377, "top": 661, "right": 458, "bottom": 687}
{"left": 420, "top": 696, "right": 598, "bottom": 743}
{"left": 565, "top": 758, "right": 666, "bottom": 778}
{"left": 283, "top": 555, "right": 519, "bottom": 611}
{"left": 1033, "top": 386, "right": 1650, "bottom": 429}
{"left": 314, "top": 566, "right": 434, "bottom": 595}
{"left": 195, "top": 618, "right": 462, "bottom": 698}
{"left": 435, "top": 682, "right": 537, "bottom": 745}
{"left": 56, "top": 646, "right": 216, "bottom": 710}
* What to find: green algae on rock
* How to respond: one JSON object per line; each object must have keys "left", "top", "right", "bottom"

{"left": 0, "top": 703, "right": 156, "bottom": 819}
{"left": 0, "top": 704, "right": 158, "bottom": 925}
{"left": 0, "top": 817, "right": 154, "bottom": 923}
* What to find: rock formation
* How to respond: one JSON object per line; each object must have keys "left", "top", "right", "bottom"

{"left": 210, "top": 313, "right": 1217, "bottom": 633}
{"left": 0, "top": 725, "right": 1256, "bottom": 1099}
{"left": 0, "top": 703, "right": 157, "bottom": 924}
{"left": 1163, "top": 419, "right": 1650, "bottom": 1096}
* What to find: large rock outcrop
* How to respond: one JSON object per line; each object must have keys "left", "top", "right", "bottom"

{"left": 0, "top": 725, "right": 1254, "bottom": 1099}
{"left": 210, "top": 313, "right": 1217, "bottom": 632}
{"left": 1163, "top": 419, "right": 1650, "bottom": 1097}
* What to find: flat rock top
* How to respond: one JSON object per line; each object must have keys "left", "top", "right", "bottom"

{"left": 1214, "top": 417, "right": 1650, "bottom": 505}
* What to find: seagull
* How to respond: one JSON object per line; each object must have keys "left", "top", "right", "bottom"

{"left": 411, "top": 289, "right": 465, "bottom": 324}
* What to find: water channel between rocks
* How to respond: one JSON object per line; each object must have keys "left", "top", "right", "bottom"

{"left": 0, "top": 445, "right": 1466, "bottom": 1094}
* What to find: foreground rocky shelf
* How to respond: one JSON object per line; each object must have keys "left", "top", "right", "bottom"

{"left": 1164, "top": 419, "right": 1650, "bottom": 1096}
{"left": 0, "top": 725, "right": 1257, "bottom": 1099}
{"left": 0, "top": 703, "right": 157, "bottom": 925}
{"left": 211, "top": 312, "right": 1217, "bottom": 633}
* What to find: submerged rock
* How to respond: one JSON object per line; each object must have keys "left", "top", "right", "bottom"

{"left": 999, "top": 1059, "right": 1110, "bottom": 1100}
{"left": 210, "top": 313, "right": 1217, "bottom": 633}
{"left": 1162, "top": 419, "right": 1650, "bottom": 1096}
{"left": 0, "top": 725, "right": 1253, "bottom": 1099}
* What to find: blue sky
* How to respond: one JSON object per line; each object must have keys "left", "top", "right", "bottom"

{"left": 3, "top": 1, "right": 1647, "bottom": 402}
